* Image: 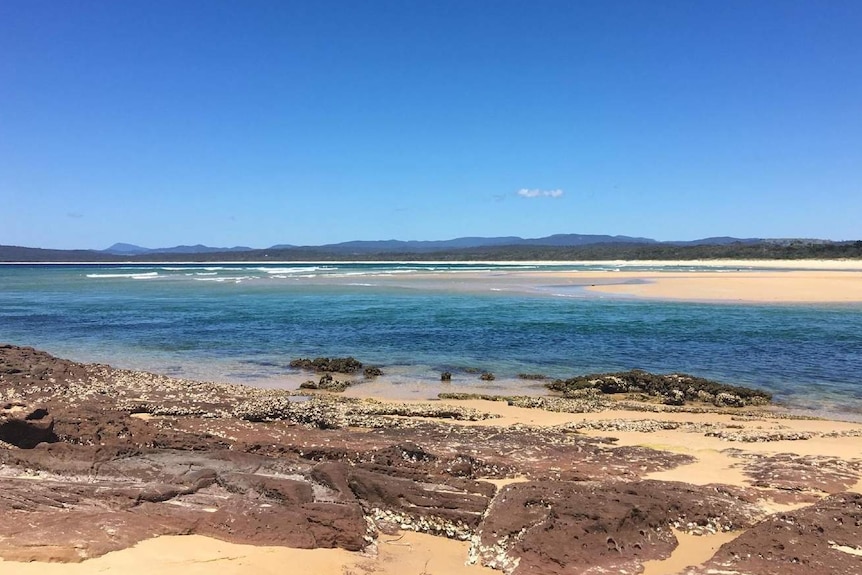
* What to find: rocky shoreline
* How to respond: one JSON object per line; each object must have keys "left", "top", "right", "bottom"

{"left": 2, "top": 344, "right": 861, "bottom": 574}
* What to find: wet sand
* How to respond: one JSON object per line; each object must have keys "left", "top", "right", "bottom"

{"left": 313, "top": 260, "right": 862, "bottom": 303}
{"left": 0, "top": 532, "right": 497, "bottom": 575}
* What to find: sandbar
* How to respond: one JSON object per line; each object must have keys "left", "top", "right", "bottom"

{"left": 302, "top": 260, "right": 862, "bottom": 303}
{"left": 582, "top": 270, "right": 862, "bottom": 303}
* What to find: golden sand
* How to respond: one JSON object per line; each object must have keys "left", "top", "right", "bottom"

{"left": 0, "top": 532, "right": 496, "bottom": 575}
{"left": 583, "top": 270, "right": 862, "bottom": 303}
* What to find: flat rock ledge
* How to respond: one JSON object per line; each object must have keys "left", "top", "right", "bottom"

{"left": 1, "top": 344, "right": 861, "bottom": 575}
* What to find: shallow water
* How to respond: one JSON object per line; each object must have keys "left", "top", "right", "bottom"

{"left": 1, "top": 263, "right": 861, "bottom": 419}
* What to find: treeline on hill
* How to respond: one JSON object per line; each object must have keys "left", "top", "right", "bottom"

{"left": 417, "top": 240, "right": 862, "bottom": 261}
{"left": 1, "top": 241, "right": 862, "bottom": 262}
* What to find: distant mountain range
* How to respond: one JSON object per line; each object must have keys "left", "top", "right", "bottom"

{"left": 102, "top": 234, "right": 764, "bottom": 256}
{"left": 104, "top": 243, "right": 255, "bottom": 255}
{"left": 1, "top": 234, "right": 859, "bottom": 262}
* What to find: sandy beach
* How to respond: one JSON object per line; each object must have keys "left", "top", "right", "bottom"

{"left": 581, "top": 270, "right": 862, "bottom": 303}
{"left": 304, "top": 260, "right": 862, "bottom": 303}
{"left": 0, "top": 531, "right": 499, "bottom": 575}
{"left": 511, "top": 261, "right": 862, "bottom": 303}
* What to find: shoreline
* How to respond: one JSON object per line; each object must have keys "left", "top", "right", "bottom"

{"left": 3, "top": 258, "right": 862, "bottom": 270}
{"left": 2, "top": 345, "right": 862, "bottom": 574}
{"left": 5, "top": 260, "right": 862, "bottom": 303}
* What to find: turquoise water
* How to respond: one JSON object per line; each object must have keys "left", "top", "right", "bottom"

{"left": 1, "top": 263, "right": 861, "bottom": 419}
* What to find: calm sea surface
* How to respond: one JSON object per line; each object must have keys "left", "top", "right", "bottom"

{"left": 1, "top": 263, "right": 861, "bottom": 419}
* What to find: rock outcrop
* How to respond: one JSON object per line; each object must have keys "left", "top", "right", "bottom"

{"left": 473, "top": 480, "right": 762, "bottom": 574}
{"left": 289, "top": 357, "right": 364, "bottom": 374}
{"left": 0, "top": 344, "right": 860, "bottom": 575}
{"left": 548, "top": 369, "right": 773, "bottom": 407}
{"left": 687, "top": 493, "right": 862, "bottom": 575}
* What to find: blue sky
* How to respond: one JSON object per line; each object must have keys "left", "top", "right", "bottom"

{"left": 1, "top": 1, "right": 860, "bottom": 249}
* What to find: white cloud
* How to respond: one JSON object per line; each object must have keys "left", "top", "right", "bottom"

{"left": 517, "top": 188, "right": 564, "bottom": 199}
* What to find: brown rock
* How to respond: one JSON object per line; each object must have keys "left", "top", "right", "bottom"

{"left": 348, "top": 467, "right": 489, "bottom": 528}
{"left": 474, "top": 480, "right": 762, "bottom": 574}
{"left": 0, "top": 403, "right": 56, "bottom": 448}
{"left": 194, "top": 500, "right": 367, "bottom": 550}
{"left": 730, "top": 450, "right": 862, "bottom": 495}
{"left": 221, "top": 472, "right": 314, "bottom": 504}
{"left": 688, "top": 492, "right": 862, "bottom": 575}
{"left": 0, "top": 344, "right": 90, "bottom": 386}
{"left": 311, "top": 461, "right": 356, "bottom": 501}
{"left": 0, "top": 447, "right": 370, "bottom": 560}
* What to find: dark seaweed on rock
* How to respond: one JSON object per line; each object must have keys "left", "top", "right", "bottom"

{"left": 438, "top": 393, "right": 510, "bottom": 402}
{"left": 289, "top": 357, "right": 363, "bottom": 374}
{"left": 547, "top": 370, "right": 772, "bottom": 407}
{"left": 298, "top": 374, "right": 352, "bottom": 392}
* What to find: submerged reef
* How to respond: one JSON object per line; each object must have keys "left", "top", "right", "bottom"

{"left": 547, "top": 369, "right": 772, "bottom": 407}
{"left": 289, "top": 356, "right": 364, "bottom": 374}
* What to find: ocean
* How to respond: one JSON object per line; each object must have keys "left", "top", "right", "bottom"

{"left": 1, "top": 262, "right": 861, "bottom": 419}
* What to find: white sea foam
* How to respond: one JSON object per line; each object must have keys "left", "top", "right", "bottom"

{"left": 251, "top": 266, "right": 331, "bottom": 274}
{"left": 376, "top": 269, "right": 419, "bottom": 275}
{"left": 161, "top": 266, "right": 228, "bottom": 272}
{"left": 194, "top": 275, "right": 258, "bottom": 283}
{"left": 86, "top": 272, "right": 159, "bottom": 279}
